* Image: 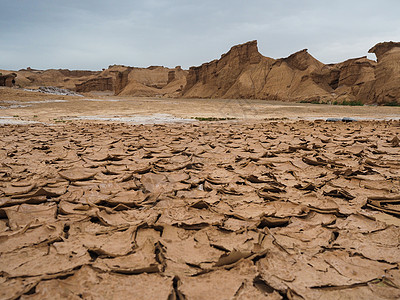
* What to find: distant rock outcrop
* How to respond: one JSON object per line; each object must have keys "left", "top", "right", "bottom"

{"left": 257, "top": 48, "right": 330, "bottom": 102}
{"left": 2, "top": 40, "right": 399, "bottom": 104}
{"left": 115, "top": 66, "right": 187, "bottom": 97}
{"left": 182, "top": 40, "right": 400, "bottom": 105}
{"left": 75, "top": 77, "right": 113, "bottom": 93}
{"left": 182, "top": 41, "right": 336, "bottom": 101}
{"left": 57, "top": 69, "right": 99, "bottom": 78}
{"left": 183, "top": 41, "right": 266, "bottom": 99}
{"left": 0, "top": 73, "right": 17, "bottom": 87}
{"left": 367, "top": 42, "right": 400, "bottom": 104}
{"left": 325, "top": 57, "right": 376, "bottom": 103}
{"left": 4, "top": 69, "right": 100, "bottom": 90}
{"left": 114, "top": 68, "right": 132, "bottom": 95}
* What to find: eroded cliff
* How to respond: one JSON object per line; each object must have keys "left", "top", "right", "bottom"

{"left": 367, "top": 42, "right": 400, "bottom": 104}
{"left": 3, "top": 40, "right": 399, "bottom": 104}
{"left": 182, "top": 41, "right": 383, "bottom": 104}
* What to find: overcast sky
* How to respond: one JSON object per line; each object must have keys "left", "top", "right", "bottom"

{"left": 1, "top": 0, "right": 399, "bottom": 70}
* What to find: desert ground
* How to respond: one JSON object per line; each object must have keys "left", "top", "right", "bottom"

{"left": 1, "top": 87, "right": 400, "bottom": 299}
{"left": 1, "top": 87, "right": 400, "bottom": 124}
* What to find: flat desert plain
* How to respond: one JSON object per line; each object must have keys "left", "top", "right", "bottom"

{"left": 1, "top": 88, "right": 400, "bottom": 123}
{"left": 1, "top": 87, "right": 400, "bottom": 299}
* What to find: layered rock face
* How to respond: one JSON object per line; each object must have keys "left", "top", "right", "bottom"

{"left": 1, "top": 65, "right": 186, "bottom": 97}
{"left": 8, "top": 69, "right": 101, "bottom": 90}
{"left": 183, "top": 41, "right": 266, "bottom": 99}
{"left": 0, "top": 73, "right": 17, "bottom": 87}
{"left": 367, "top": 42, "right": 400, "bottom": 104}
{"left": 254, "top": 49, "right": 331, "bottom": 102}
{"left": 75, "top": 77, "right": 113, "bottom": 93}
{"left": 74, "top": 65, "right": 187, "bottom": 97}
{"left": 74, "top": 65, "right": 131, "bottom": 94}
{"left": 182, "top": 40, "right": 400, "bottom": 105}
{"left": 2, "top": 40, "right": 399, "bottom": 103}
{"left": 328, "top": 57, "right": 376, "bottom": 103}
{"left": 115, "top": 66, "right": 187, "bottom": 97}
{"left": 182, "top": 41, "right": 340, "bottom": 102}
{"left": 114, "top": 68, "right": 132, "bottom": 95}
{"left": 58, "top": 69, "right": 99, "bottom": 77}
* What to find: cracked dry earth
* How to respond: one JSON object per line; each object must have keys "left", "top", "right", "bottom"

{"left": 1, "top": 120, "right": 400, "bottom": 300}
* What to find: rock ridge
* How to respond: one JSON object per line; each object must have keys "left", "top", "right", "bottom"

{"left": 182, "top": 40, "right": 400, "bottom": 105}
{"left": 2, "top": 40, "right": 400, "bottom": 104}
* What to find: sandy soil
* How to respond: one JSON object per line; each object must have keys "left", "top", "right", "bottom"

{"left": 1, "top": 87, "right": 400, "bottom": 124}
{"left": 1, "top": 87, "right": 400, "bottom": 299}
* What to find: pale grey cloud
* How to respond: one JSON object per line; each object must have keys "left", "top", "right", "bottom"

{"left": 1, "top": 0, "right": 399, "bottom": 70}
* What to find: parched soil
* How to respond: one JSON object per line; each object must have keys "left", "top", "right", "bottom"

{"left": 1, "top": 119, "right": 400, "bottom": 299}
{"left": 2, "top": 87, "right": 400, "bottom": 124}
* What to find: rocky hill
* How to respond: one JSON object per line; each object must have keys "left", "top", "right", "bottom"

{"left": 75, "top": 64, "right": 187, "bottom": 96}
{"left": 0, "top": 68, "right": 101, "bottom": 90}
{"left": 1, "top": 65, "right": 187, "bottom": 98}
{"left": 1, "top": 40, "right": 399, "bottom": 104}
{"left": 366, "top": 42, "right": 400, "bottom": 104}
{"left": 115, "top": 65, "right": 187, "bottom": 97}
{"left": 182, "top": 40, "right": 397, "bottom": 105}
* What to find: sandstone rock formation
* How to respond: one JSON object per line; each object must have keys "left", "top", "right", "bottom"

{"left": 115, "top": 66, "right": 187, "bottom": 97}
{"left": 73, "top": 65, "right": 187, "bottom": 97}
{"left": 183, "top": 41, "right": 267, "bottom": 99}
{"left": 114, "top": 67, "right": 133, "bottom": 95}
{"left": 0, "top": 68, "right": 101, "bottom": 90}
{"left": 80, "top": 64, "right": 133, "bottom": 95}
{"left": 0, "top": 73, "right": 17, "bottom": 87}
{"left": 2, "top": 40, "right": 399, "bottom": 104}
{"left": 367, "top": 42, "right": 400, "bottom": 104}
{"left": 4, "top": 64, "right": 187, "bottom": 97}
{"left": 182, "top": 40, "right": 383, "bottom": 104}
{"left": 327, "top": 57, "right": 376, "bottom": 103}
{"left": 75, "top": 77, "right": 113, "bottom": 93}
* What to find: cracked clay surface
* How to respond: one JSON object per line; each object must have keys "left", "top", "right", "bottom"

{"left": 0, "top": 120, "right": 400, "bottom": 299}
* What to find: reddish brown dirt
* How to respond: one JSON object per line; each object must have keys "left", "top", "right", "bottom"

{"left": 2, "top": 87, "right": 400, "bottom": 125}
{"left": 1, "top": 87, "right": 400, "bottom": 299}
{"left": 1, "top": 118, "right": 400, "bottom": 299}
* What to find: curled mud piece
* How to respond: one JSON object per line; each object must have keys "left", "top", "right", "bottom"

{"left": 58, "top": 167, "right": 98, "bottom": 182}
{"left": 366, "top": 196, "right": 400, "bottom": 217}
{"left": 0, "top": 120, "right": 399, "bottom": 299}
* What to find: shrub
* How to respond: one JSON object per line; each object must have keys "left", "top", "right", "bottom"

{"left": 334, "top": 100, "right": 363, "bottom": 106}
{"left": 299, "top": 99, "right": 321, "bottom": 104}
{"left": 383, "top": 100, "right": 400, "bottom": 107}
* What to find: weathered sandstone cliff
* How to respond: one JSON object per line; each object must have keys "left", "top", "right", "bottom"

{"left": 366, "top": 42, "right": 400, "bottom": 104}
{"left": 182, "top": 41, "right": 383, "bottom": 103}
{"left": 8, "top": 69, "right": 100, "bottom": 90}
{"left": 2, "top": 40, "right": 399, "bottom": 104}
{"left": 181, "top": 40, "right": 400, "bottom": 105}
{"left": 75, "top": 77, "right": 113, "bottom": 93}
{"left": 115, "top": 66, "right": 187, "bottom": 97}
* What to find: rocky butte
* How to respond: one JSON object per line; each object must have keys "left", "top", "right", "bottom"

{"left": 1, "top": 40, "right": 399, "bottom": 104}
{"left": 367, "top": 42, "right": 400, "bottom": 104}
{"left": 182, "top": 40, "right": 400, "bottom": 105}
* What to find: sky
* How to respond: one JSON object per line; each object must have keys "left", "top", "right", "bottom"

{"left": 1, "top": 0, "right": 399, "bottom": 71}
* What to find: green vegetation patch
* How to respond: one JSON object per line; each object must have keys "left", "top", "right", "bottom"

{"left": 333, "top": 100, "right": 364, "bottom": 106}
{"left": 299, "top": 99, "right": 322, "bottom": 104}
{"left": 383, "top": 100, "right": 400, "bottom": 107}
